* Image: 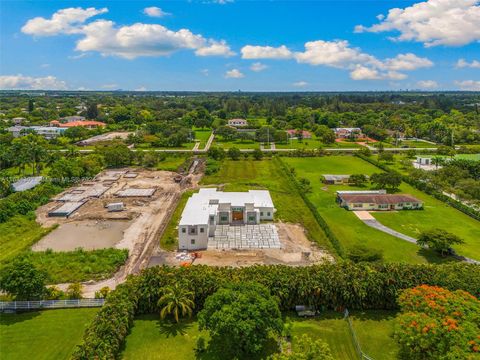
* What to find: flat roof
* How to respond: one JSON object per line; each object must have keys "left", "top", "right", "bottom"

{"left": 179, "top": 188, "right": 274, "bottom": 226}
{"left": 323, "top": 174, "right": 350, "bottom": 180}
{"left": 12, "top": 176, "right": 43, "bottom": 192}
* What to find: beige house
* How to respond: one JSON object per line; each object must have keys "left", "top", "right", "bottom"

{"left": 337, "top": 191, "right": 423, "bottom": 211}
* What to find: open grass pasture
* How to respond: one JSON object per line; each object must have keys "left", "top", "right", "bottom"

{"left": 200, "top": 159, "right": 333, "bottom": 252}
{"left": 155, "top": 155, "right": 189, "bottom": 172}
{"left": 282, "top": 156, "right": 480, "bottom": 263}
{"left": 0, "top": 308, "right": 98, "bottom": 360}
{"left": 212, "top": 137, "right": 260, "bottom": 149}
{"left": 193, "top": 129, "right": 212, "bottom": 149}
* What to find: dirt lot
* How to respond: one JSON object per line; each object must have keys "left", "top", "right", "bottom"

{"left": 77, "top": 131, "right": 132, "bottom": 146}
{"left": 149, "top": 222, "right": 333, "bottom": 267}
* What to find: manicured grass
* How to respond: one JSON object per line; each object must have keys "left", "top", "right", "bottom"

{"left": 200, "top": 159, "right": 332, "bottom": 252}
{"left": 0, "top": 216, "right": 55, "bottom": 264}
{"left": 156, "top": 155, "right": 189, "bottom": 172}
{"left": 23, "top": 248, "right": 128, "bottom": 284}
{"left": 289, "top": 313, "right": 357, "bottom": 359}
{"left": 282, "top": 156, "right": 480, "bottom": 263}
{"left": 399, "top": 140, "right": 437, "bottom": 148}
{"left": 350, "top": 311, "right": 399, "bottom": 360}
{"left": 0, "top": 308, "right": 99, "bottom": 360}
{"left": 160, "top": 190, "right": 193, "bottom": 250}
{"left": 213, "top": 137, "right": 260, "bottom": 149}
{"left": 328, "top": 141, "right": 363, "bottom": 149}
{"left": 121, "top": 316, "right": 209, "bottom": 360}
{"left": 275, "top": 138, "right": 324, "bottom": 149}
{"left": 194, "top": 129, "right": 212, "bottom": 148}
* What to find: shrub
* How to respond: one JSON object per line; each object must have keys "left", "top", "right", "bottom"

{"left": 0, "top": 258, "right": 47, "bottom": 300}
{"left": 417, "top": 229, "right": 464, "bottom": 257}
{"left": 347, "top": 245, "right": 383, "bottom": 263}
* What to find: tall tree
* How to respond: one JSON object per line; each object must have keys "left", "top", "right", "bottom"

{"left": 158, "top": 283, "right": 195, "bottom": 323}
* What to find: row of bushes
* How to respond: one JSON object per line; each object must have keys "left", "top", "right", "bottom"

{"left": 0, "top": 182, "right": 63, "bottom": 223}
{"left": 356, "top": 153, "right": 480, "bottom": 221}
{"left": 274, "top": 157, "right": 345, "bottom": 258}
{"left": 71, "top": 263, "right": 480, "bottom": 359}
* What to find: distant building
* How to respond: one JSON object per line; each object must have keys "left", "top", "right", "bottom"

{"left": 178, "top": 188, "right": 275, "bottom": 250}
{"left": 228, "top": 118, "right": 248, "bottom": 127}
{"left": 322, "top": 174, "right": 351, "bottom": 185}
{"left": 60, "top": 115, "right": 86, "bottom": 123}
{"left": 333, "top": 127, "right": 364, "bottom": 139}
{"left": 336, "top": 190, "right": 423, "bottom": 211}
{"left": 12, "top": 117, "right": 26, "bottom": 125}
{"left": 50, "top": 120, "right": 106, "bottom": 129}
{"left": 6, "top": 126, "right": 66, "bottom": 139}
{"left": 286, "top": 129, "right": 312, "bottom": 139}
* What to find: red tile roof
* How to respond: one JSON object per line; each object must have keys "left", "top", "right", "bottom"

{"left": 59, "top": 121, "right": 106, "bottom": 128}
{"left": 339, "top": 194, "right": 422, "bottom": 204}
{"left": 286, "top": 129, "right": 312, "bottom": 136}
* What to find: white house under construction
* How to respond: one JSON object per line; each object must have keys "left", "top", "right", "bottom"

{"left": 178, "top": 188, "right": 275, "bottom": 250}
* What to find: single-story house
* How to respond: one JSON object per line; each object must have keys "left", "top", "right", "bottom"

{"left": 60, "top": 116, "right": 86, "bottom": 123}
{"left": 227, "top": 118, "right": 248, "bottom": 127}
{"left": 336, "top": 190, "right": 423, "bottom": 211}
{"left": 415, "top": 156, "right": 432, "bottom": 165}
{"left": 286, "top": 129, "right": 312, "bottom": 139}
{"left": 178, "top": 188, "right": 275, "bottom": 250}
{"left": 333, "top": 127, "right": 364, "bottom": 139}
{"left": 322, "top": 174, "right": 351, "bottom": 185}
{"left": 55, "top": 120, "right": 106, "bottom": 129}
{"left": 6, "top": 126, "right": 66, "bottom": 139}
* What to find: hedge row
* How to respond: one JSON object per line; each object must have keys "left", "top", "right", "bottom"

{"left": 355, "top": 154, "right": 480, "bottom": 221}
{"left": 71, "top": 263, "right": 480, "bottom": 359}
{"left": 0, "top": 182, "right": 64, "bottom": 223}
{"left": 274, "top": 157, "right": 345, "bottom": 258}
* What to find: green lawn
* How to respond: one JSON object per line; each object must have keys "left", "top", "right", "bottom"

{"left": 275, "top": 137, "right": 324, "bottom": 149}
{"left": 350, "top": 311, "right": 399, "bottom": 360}
{"left": 160, "top": 190, "right": 193, "bottom": 250}
{"left": 399, "top": 140, "right": 437, "bottom": 148}
{"left": 194, "top": 129, "right": 212, "bottom": 149}
{"left": 200, "top": 159, "right": 333, "bottom": 252}
{"left": 282, "top": 156, "right": 480, "bottom": 263}
{"left": 156, "top": 155, "right": 189, "bottom": 172}
{"left": 213, "top": 138, "right": 260, "bottom": 149}
{"left": 0, "top": 216, "right": 55, "bottom": 264}
{"left": 0, "top": 308, "right": 98, "bottom": 360}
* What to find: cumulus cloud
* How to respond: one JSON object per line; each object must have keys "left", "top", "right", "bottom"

{"left": 0, "top": 74, "right": 68, "bottom": 90}
{"left": 200, "top": 69, "right": 209, "bottom": 76}
{"left": 22, "top": 7, "right": 234, "bottom": 59}
{"left": 225, "top": 69, "right": 244, "bottom": 78}
{"left": 143, "top": 7, "right": 170, "bottom": 18}
{"left": 241, "top": 45, "right": 293, "bottom": 59}
{"left": 250, "top": 62, "right": 268, "bottom": 72}
{"left": 242, "top": 40, "right": 432, "bottom": 80}
{"left": 454, "top": 80, "right": 480, "bottom": 90}
{"left": 292, "top": 81, "right": 308, "bottom": 87}
{"left": 134, "top": 86, "right": 147, "bottom": 91}
{"left": 21, "top": 7, "right": 107, "bottom": 36}
{"left": 355, "top": 0, "right": 480, "bottom": 47}
{"left": 417, "top": 80, "right": 439, "bottom": 89}
{"left": 456, "top": 58, "right": 480, "bottom": 68}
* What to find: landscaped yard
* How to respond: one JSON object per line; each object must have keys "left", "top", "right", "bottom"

{"left": 282, "top": 156, "right": 480, "bottom": 263}
{"left": 193, "top": 129, "right": 212, "bottom": 149}
{"left": 156, "top": 155, "right": 189, "bottom": 172}
{"left": 0, "top": 308, "right": 98, "bottom": 360}
{"left": 212, "top": 137, "right": 260, "bottom": 149}
{"left": 121, "top": 311, "right": 397, "bottom": 359}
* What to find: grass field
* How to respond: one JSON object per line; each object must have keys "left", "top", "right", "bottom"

{"left": 194, "top": 129, "right": 212, "bottom": 149}
{"left": 275, "top": 138, "right": 324, "bottom": 149}
{"left": 122, "top": 312, "right": 395, "bottom": 359}
{"left": 200, "top": 159, "right": 333, "bottom": 252}
{"left": 213, "top": 137, "right": 260, "bottom": 149}
{"left": 156, "top": 155, "right": 189, "bottom": 172}
{"left": 159, "top": 190, "right": 193, "bottom": 250}
{"left": 0, "top": 308, "right": 98, "bottom": 360}
{"left": 282, "top": 156, "right": 480, "bottom": 263}
{"left": 0, "top": 216, "right": 55, "bottom": 264}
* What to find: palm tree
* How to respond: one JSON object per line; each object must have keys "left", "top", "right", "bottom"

{"left": 158, "top": 283, "right": 195, "bottom": 323}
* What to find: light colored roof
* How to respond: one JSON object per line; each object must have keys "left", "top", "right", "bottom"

{"left": 334, "top": 127, "right": 361, "bottom": 131}
{"left": 339, "top": 194, "right": 422, "bottom": 205}
{"left": 12, "top": 176, "right": 43, "bottom": 192}
{"left": 336, "top": 190, "right": 386, "bottom": 195}
{"left": 323, "top": 174, "right": 350, "bottom": 180}
{"left": 179, "top": 188, "right": 274, "bottom": 225}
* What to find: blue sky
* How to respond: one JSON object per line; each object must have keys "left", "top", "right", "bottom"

{"left": 0, "top": 0, "right": 479, "bottom": 91}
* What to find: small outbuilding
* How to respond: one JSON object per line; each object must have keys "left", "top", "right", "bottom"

{"left": 107, "top": 202, "right": 125, "bottom": 212}
{"left": 322, "top": 174, "right": 350, "bottom": 185}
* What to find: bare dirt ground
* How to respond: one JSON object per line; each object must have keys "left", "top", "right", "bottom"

{"left": 35, "top": 168, "right": 203, "bottom": 297}
{"left": 149, "top": 222, "right": 334, "bottom": 268}
{"left": 77, "top": 131, "right": 132, "bottom": 146}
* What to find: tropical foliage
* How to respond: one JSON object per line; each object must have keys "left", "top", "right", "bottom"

{"left": 158, "top": 283, "right": 195, "bottom": 323}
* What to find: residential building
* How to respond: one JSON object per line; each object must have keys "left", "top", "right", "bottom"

{"left": 336, "top": 190, "right": 423, "bottom": 211}
{"left": 227, "top": 118, "right": 248, "bottom": 127}
{"left": 50, "top": 120, "right": 106, "bottom": 129}
{"left": 286, "top": 129, "right": 312, "bottom": 139}
{"left": 12, "top": 117, "right": 26, "bottom": 125}
{"left": 60, "top": 115, "right": 86, "bottom": 123}
{"left": 322, "top": 174, "right": 351, "bottom": 185}
{"left": 178, "top": 188, "right": 275, "bottom": 250}
{"left": 333, "top": 127, "right": 364, "bottom": 139}
{"left": 6, "top": 126, "right": 66, "bottom": 139}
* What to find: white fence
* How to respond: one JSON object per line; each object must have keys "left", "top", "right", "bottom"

{"left": 0, "top": 298, "right": 105, "bottom": 311}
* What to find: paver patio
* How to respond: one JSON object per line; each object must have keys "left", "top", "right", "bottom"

{"left": 208, "top": 224, "right": 281, "bottom": 249}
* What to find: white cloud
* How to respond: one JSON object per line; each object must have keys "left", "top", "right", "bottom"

{"left": 225, "top": 69, "right": 244, "bottom": 78}
{"left": 22, "top": 7, "right": 233, "bottom": 59}
{"left": 211, "top": 0, "right": 234, "bottom": 4}
{"left": 101, "top": 83, "right": 118, "bottom": 89}
{"left": 355, "top": 0, "right": 480, "bottom": 47}
{"left": 292, "top": 81, "right": 308, "bottom": 87}
{"left": 143, "top": 7, "right": 171, "bottom": 18}
{"left": 0, "top": 74, "right": 67, "bottom": 90}
{"left": 241, "top": 45, "right": 293, "bottom": 59}
{"left": 250, "top": 62, "right": 268, "bottom": 72}
{"left": 456, "top": 58, "right": 480, "bottom": 68}
{"left": 195, "top": 40, "right": 235, "bottom": 57}
{"left": 417, "top": 80, "right": 439, "bottom": 89}
{"left": 242, "top": 39, "right": 432, "bottom": 81}
{"left": 200, "top": 69, "right": 209, "bottom": 76}
{"left": 454, "top": 80, "right": 480, "bottom": 91}
{"left": 21, "top": 7, "right": 108, "bottom": 36}
{"left": 40, "top": 63, "right": 50, "bottom": 68}
{"left": 134, "top": 86, "right": 147, "bottom": 91}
